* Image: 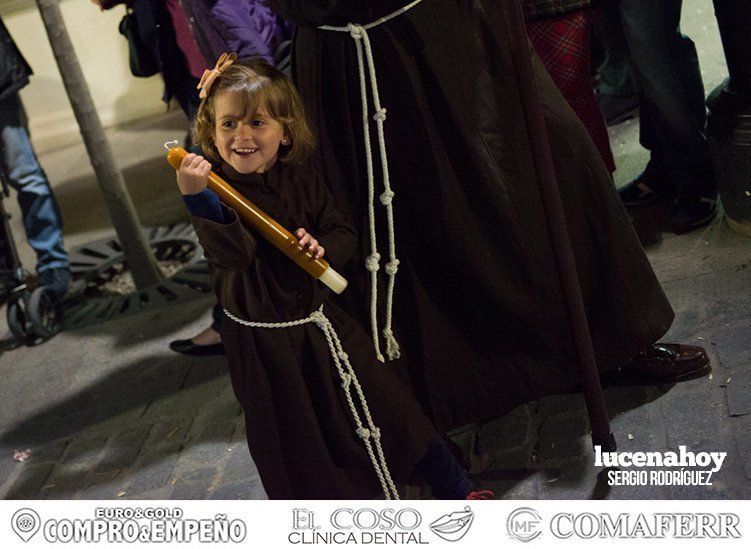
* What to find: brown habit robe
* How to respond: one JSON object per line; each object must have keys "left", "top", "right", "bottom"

{"left": 265, "top": 0, "right": 676, "bottom": 432}
{"left": 190, "top": 163, "right": 436, "bottom": 499}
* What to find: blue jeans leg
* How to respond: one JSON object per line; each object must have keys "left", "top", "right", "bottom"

{"left": 610, "top": 0, "right": 715, "bottom": 198}
{"left": 0, "top": 94, "right": 69, "bottom": 274}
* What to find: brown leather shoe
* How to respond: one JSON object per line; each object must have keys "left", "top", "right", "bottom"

{"left": 604, "top": 343, "right": 710, "bottom": 386}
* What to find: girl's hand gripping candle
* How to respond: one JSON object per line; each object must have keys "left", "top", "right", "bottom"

{"left": 166, "top": 145, "right": 348, "bottom": 294}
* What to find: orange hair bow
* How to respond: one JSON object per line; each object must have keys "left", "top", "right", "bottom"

{"left": 197, "top": 52, "right": 238, "bottom": 99}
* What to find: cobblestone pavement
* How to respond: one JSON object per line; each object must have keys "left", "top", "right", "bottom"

{"left": 2, "top": 222, "right": 750, "bottom": 501}
{"left": 1, "top": 0, "right": 749, "bottom": 500}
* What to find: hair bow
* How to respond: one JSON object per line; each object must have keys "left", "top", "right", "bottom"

{"left": 197, "top": 52, "right": 238, "bottom": 99}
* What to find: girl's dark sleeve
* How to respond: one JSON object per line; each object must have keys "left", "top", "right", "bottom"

{"left": 190, "top": 209, "right": 258, "bottom": 271}
{"left": 311, "top": 173, "right": 356, "bottom": 270}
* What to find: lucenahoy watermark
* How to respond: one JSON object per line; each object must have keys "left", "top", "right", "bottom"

{"left": 594, "top": 445, "right": 727, "bottom": 486}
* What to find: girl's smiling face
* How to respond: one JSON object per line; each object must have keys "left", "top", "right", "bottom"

{"left": 213, "top": 91, "right": 287, "bottom": 174}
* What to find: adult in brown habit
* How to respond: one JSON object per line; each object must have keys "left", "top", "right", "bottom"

{"left": 266, "top": 0, "right": 710, "bottom": 433}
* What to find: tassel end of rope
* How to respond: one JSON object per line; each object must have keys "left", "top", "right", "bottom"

{"left": 383, "top": 329, "right": 401, "bottom": 361}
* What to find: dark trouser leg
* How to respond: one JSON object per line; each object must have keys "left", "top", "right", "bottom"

{"left": 614, "top": 0, "right": 714, "bottom": 198}
{"left": 592, "top": 11, "right": 636, "bottom": 98}
{"left": 170, "top": 75, "right": 201, "bottom": 123}
{"left": 413, "top": 437, "right": 472, "bottom": 499}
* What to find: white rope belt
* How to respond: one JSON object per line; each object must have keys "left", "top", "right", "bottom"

{"left": 319, "top": 0, "right": 423, "bottom": 362}
{"left": 223, "top": 305, "right": 400, "bottom": 500}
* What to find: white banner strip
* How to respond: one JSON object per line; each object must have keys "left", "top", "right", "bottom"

{"left": 1, "top": 500, "right": 748, "bottom": 548}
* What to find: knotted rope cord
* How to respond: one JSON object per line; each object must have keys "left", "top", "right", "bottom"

{"left": 319, "top": 0, "right": 423, "bottom": 361}
{"left": 223, "top": 305, "right": 400, "bottom": 500}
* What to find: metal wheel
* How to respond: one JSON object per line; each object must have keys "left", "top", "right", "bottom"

{"left": 6, "top": 294, "right": 41, "bottom": 346}
{"left": 27, "top": 287, "right": 62, "bottom": 340}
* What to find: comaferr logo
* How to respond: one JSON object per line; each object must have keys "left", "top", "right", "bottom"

{"left": 506, "top": 507, "right": 542, "bottom": 542}
{"left": 550, "top": 513, "right": 742, "bottom": 539}
{"left": 429, "top": 506, "right": 475, "bottom": 542}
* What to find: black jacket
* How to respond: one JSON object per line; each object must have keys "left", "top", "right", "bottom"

{"left": 102, "top": 0, "right": 194, "bottom": 103}
{"left": 0, "top": 16, "right": 32, "bottom": 101}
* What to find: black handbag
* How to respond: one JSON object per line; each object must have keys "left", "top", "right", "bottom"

{"left": 118, "top": 5, "right": 159, "bottom": 78}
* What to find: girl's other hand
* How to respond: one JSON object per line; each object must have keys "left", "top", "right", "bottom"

{"left": 177, "top": 153, "right": 212, "bottom": 195}
{"left": 295, "top": 228, "right": 325, "bottom": 259}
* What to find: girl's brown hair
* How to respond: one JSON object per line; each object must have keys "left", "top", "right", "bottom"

{"left": 192, "top": 58, "right": 315, "bottom": 164}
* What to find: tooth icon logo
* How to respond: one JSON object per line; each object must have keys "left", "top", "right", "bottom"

{"left": 12, "top": 508, "right": 41, "bottom": 542}
{"left": 430, "top": 506, "right": 475, "bottom": 542}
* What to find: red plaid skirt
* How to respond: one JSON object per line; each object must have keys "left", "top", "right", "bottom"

{"left": 527, "top": 9, "right": 615, "bottom": 173}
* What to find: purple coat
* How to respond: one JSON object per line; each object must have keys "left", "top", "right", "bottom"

{"left": 182, "top": 0, "right": 293, "bottom": 66}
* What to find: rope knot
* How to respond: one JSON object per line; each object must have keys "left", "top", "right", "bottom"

{"left": 337, "top": 350, "right": 349, "bottom": 362}
{"left": 379, "top": 190, "right": 395, "bottom": 205}
{"left": 356, "top": 427, "right": 371, "bottom": 440}
{"left": 384, "top": 259, "right": 399, "bottom": 275}
{"left": 365, "top": 253, "right": 381, "bottom": 272}
{"left": 348, "top": 23, "right": 364, "bottom": 39}
{"left": 340, "top": 373, "right": 352, "bottom": 389}
{"left": 373, "top": 108, "right": 387, "bottom": 122}
{"left": 371, "top": 427, "right": 381, "bottom": 440}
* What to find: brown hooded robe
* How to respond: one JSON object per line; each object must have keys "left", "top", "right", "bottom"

{"left": 266, "top": 0, "right": 674, "bottom": 432}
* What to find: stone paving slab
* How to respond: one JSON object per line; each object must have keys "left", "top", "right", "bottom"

{"left": 732, "top": 416, "right": 751, "bottom": 483}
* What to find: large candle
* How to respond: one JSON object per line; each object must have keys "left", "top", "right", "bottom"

{"left": 167, "top": 146, "right": 348, "bottom": 294}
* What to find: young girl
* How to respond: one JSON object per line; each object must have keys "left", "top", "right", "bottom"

{"left": 176, "top": 54, "right": 490, "bottom": 500}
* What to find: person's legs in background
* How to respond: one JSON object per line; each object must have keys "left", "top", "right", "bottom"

{"left": 168, "top": 72, "right": 201, "bottom": 124}
{"left": 591, "top": 14, "right": 640, "bottom": 125}
{"left": 170, "top": 73, "right": 200, "bottom": 148}
{"left": 606, "top": 0, "right": 717, "bottom": 232}
{"left": 0, "top": 93, "right": 70, "bottom": 298}
{"left": 170, "top": 302, "right": 224, "bottom": 356}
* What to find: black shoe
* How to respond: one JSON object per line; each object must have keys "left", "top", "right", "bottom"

{"left": 596, "top": 92, "right": 640, "bottom": 126}
{"left": 170, "top": 339, "right": 226, "bottom": 356}
{"left": 665, "top": 194, "right": 719, "bottom": 234}
{"left": 38, "top": 267, "right": 72, "bottom": 299}
{"left": 619, "top": 167, "right": 672, "bottom": 207}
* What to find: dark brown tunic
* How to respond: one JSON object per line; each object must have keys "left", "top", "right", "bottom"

{"left": 266, "top": 0, "right": 675, "bottom": 432}
{"left": 190, "top": 163, "right": 436, "bottom": 499}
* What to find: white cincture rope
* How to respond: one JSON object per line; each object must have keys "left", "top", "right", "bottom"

{"left": 223, "top": 306, "right": 400, "bottom": 500}
{"left": 319, "top": 0, "right": 423, "bottom": 362}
